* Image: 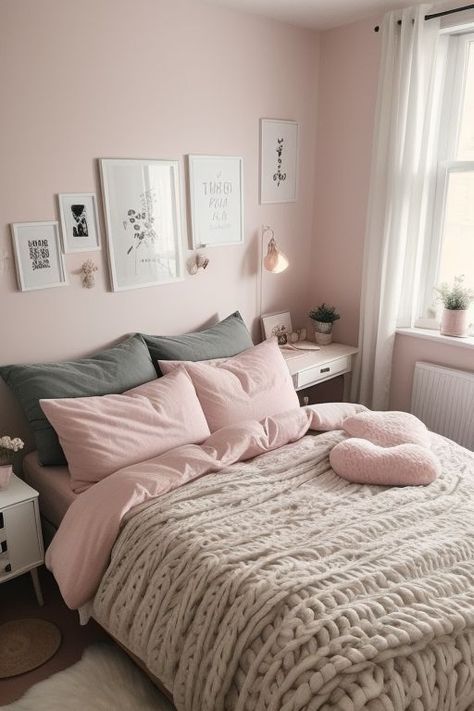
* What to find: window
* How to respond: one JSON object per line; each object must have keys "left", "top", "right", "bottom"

{"left": 419, "top": 31, "right": 474, "bottom": 332}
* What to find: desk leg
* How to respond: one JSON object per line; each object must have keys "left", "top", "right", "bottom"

{"left": 343, "top": 372, "right": 352, "bottom": 402}
{"left": 31, "top": 567, "right": 44, "bottom": 606}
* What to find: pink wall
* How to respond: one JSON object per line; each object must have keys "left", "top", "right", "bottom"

{"left": 0, "top": 0, "right": 319, "bottom": 441}
{"left": 310, "top": 18, "right": 381, "bottom": 346}
{"left": 311, "top": 15, "right": 473, "bottom": 409}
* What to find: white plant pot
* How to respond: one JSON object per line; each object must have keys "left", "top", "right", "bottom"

{"left": 314, "top": 321, "right": 333, "bottom": 334}
{"left": 313, "top": 321, "right": 333, "bottom": 345}
{"left": 0, "top": 464, "right": 12, "bottom": 490}
{"left": 440, "top": 308, "right": 470, "bottom": 337}
{"left": 314, "top": 330, "right": 333, "bottom": 346}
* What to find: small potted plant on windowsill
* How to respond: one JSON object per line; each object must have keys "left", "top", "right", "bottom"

{"left": 434, "top": 275, "right": 474, "bottom": 337}
{"left": 0, "top": 435, "right": 24, "bottom": 489}
{"left": 308, "top": 303, "right": 340, "bottom": 345}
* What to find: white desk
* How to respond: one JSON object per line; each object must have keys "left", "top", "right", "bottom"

{"left": 281, "top": 342, "right": 359, "bottom": 401}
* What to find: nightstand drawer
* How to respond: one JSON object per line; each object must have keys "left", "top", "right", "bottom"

{"left": 295, "top": 355, "right": 351, "bottom": 389}
{"left": 0, "top": 501, "right": 43, "bottom": 578}
{"left": 0, "top": 551, "right": 11, "bottom": 577}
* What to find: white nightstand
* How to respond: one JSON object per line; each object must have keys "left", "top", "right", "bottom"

{"left": 0, "top": 473, "right": 44, "bottom": 605}
{"left": 282, "top": 342, "right": 359, "bottom": 401}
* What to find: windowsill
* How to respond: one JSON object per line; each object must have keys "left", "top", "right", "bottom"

{"left": 396, "top": 327, "right": 474, "bottom": 350}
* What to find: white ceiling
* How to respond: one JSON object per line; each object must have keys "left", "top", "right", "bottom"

{"left": 205, "top": 0, "right": 450, "bottom": 31}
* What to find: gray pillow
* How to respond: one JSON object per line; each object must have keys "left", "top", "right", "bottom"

{"left": 0, "top": 334, "right": 156, "bottom": 466}
{"left": 143, "top": 311, "right": 253, "bottom": 373}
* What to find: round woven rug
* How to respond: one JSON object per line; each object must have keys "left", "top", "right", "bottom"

{"left": 0, "top": 618, "right": 61, "bottom": 678}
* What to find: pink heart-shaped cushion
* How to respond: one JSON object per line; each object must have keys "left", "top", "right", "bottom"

{"left": 343, "top": 411, "right": 430, "bottom": 448}
{"left": 330, "top": 438, "right": 440, "bottom": 486}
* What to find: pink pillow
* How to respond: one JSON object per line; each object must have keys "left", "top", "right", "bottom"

{"left": 40, "top": 369, "right": 210, "bottom": 493}
{"left": 160, "top": 339, "right": 299, "bottom": 432}
{"left": 343, "top": 411, "right": 430, "bottom": 448}
{"left": 330, "top": 438, "right": 439, "bottom": 486}
{"left": 306, "top": 402, "right": 368, "bottom": 431}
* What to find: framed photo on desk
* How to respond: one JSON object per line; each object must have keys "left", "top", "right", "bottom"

{"left": 261, "top": 310, "right": 292, "bottom": 345}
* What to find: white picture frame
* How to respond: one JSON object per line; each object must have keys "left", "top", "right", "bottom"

{"left": 58, "top": 193, "right": 101, "bottom": 253}
{"left": 10, "top": 221, "right": 68, "bottom": 292}
{"left": 261, "top": 310, "right": 293, "bottom": 345}
{"left": 99, "top": 158, "right": 184, "bottom": 292}
{"left": 260, "top": 119, "right": 298, "bottom": 204}
{"left": 188, "top": 155, "right": 244, "bottom": 247}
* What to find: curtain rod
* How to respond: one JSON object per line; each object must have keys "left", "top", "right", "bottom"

{"left": 374, "top": 3, "right": 474, "bottom": 32}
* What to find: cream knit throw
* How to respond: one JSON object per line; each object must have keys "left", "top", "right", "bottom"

{"left": 93, "top": 431, "right": 474, "bottom": 711}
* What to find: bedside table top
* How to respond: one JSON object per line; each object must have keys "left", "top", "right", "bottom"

{"left": 0, "top": 473, "right": 39, "bottom": 509}
{"left": 281, "top": 342, "right": 358, "bottom": 376}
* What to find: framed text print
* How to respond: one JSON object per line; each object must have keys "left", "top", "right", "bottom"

{"left": 59, "top": 193, "right": 101, "bottom": 253}
{"left": 188, "top": 155, "right": 244, "bottom": 248}
{"left": 260, "top": 119, "right": 298, "bottom": 204}
{"left": 100, "top": 158, "right": 184, "bottom": 291}
{"left": 11, "top": 221, "right": 67, "bottom": 292}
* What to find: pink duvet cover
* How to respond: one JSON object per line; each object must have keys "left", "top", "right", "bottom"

{"left": 46, "top": 408, "right": 320, "bottom": 610}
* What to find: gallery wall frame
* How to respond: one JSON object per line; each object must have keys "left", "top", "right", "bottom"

{"left": 99, "top": 158, "right": 184, "bottom": 292}
{"left": 187, "top": 154, "right": 244, "bottom": 248}
{"left": 260, "top": 119, "right": 298, "bottom": 204}
{"left": 11, "top": 221, "right": 68, "bottom": 292}
{"left": 58, "top": 193, "right": 101, "bottom": 253}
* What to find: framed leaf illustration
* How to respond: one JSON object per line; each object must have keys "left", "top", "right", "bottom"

{"left": 99, "top": 158, "right": 184, "bottom": 291}
{"left": 260, "top": 119, "right": 298, "bottom": 204}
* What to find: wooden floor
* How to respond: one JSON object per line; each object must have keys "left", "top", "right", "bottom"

{"left": 0, "top": 567, "right": 108, "bottom": 705}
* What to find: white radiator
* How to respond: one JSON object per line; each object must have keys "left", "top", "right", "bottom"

{"left": 411, "top": 361, "right": 474, "bottom": 450}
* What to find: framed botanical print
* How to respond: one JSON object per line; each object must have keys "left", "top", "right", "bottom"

{"left": 188, "top": 155, "right": 244, "bottom": 247}
{"left": 260, "top": 119, "right": 298, "bottom": 204}
{"left": 58, "top": 193, "right": 101, "bottom": 253}
{"left": 11, "top": 221, "right": 67, "bottom": 292}
{"left": 99, "top": 158, "right": 184, "bottom": 291}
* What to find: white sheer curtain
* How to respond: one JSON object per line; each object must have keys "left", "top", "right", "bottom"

{"left": 352, "top": 4, "right": 442, "bottom": 409}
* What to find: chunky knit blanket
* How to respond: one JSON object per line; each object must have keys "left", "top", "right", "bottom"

{"left": 93, "top": 431, "right": 474, "bottom": 711}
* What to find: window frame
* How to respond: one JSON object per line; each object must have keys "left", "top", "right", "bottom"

{"left": 416, "top": 30, "right": 474, "bottom": 329}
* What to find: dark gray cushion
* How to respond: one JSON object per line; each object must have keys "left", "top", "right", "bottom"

{"left": 0, "top": 334, "right": 156, "bottom": 466}
{"left": 143, "top": 311, "right": 253, "bottom": 373}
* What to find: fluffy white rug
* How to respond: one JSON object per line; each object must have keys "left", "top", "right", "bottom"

{"left": 4, "top": 643, "right": 175, "bottom": 710}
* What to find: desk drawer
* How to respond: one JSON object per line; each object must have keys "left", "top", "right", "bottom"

{"left": 296, "top": 355, "right": 350, "bottom": 389}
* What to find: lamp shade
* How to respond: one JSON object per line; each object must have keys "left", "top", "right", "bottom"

{"left": 264, "top": 236, "right": 289, "bottom": 274}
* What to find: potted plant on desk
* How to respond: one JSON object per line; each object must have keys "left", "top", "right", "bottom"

{"left": 0, "top": 435, "right": 24, "bottom": 489}
{"left": 435, "top": 275, "right": 474, "bottom": 337}
{"left": 308, "top": 303, "right": 340, "bottom": 345}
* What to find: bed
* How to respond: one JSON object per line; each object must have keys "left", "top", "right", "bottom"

{"left": 41, "top": 421, "right": 474, "bottom": 710}
{"left": 3, "top": 327, "right": 474, "bottom": 709}
{"left": 22, "top": 452, "right": 77, "bottom": 544}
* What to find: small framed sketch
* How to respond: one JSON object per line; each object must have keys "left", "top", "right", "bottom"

{"left": 58, "top": 193, "right": 100, "bottom": 253}
{"left": 260, "top": 119, "right": 298, "bottom": 204}
{"left": 188, "top": 155, "right": 244, "bottom": 247}
{"left": 261, "top": 310, "right": 293, "bottom": 345}
{"left": 11, "top": 221, "right": 67, "bottom": 292}
{"left": 99, "top": 158, "right": 184, "bottom": 291}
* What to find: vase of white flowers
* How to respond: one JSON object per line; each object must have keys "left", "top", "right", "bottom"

{"left": 0, "top": 436, "right": 24, "bottom": 489}
{"left": 435, "top": 275, "right": 474, "bottom": 337}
